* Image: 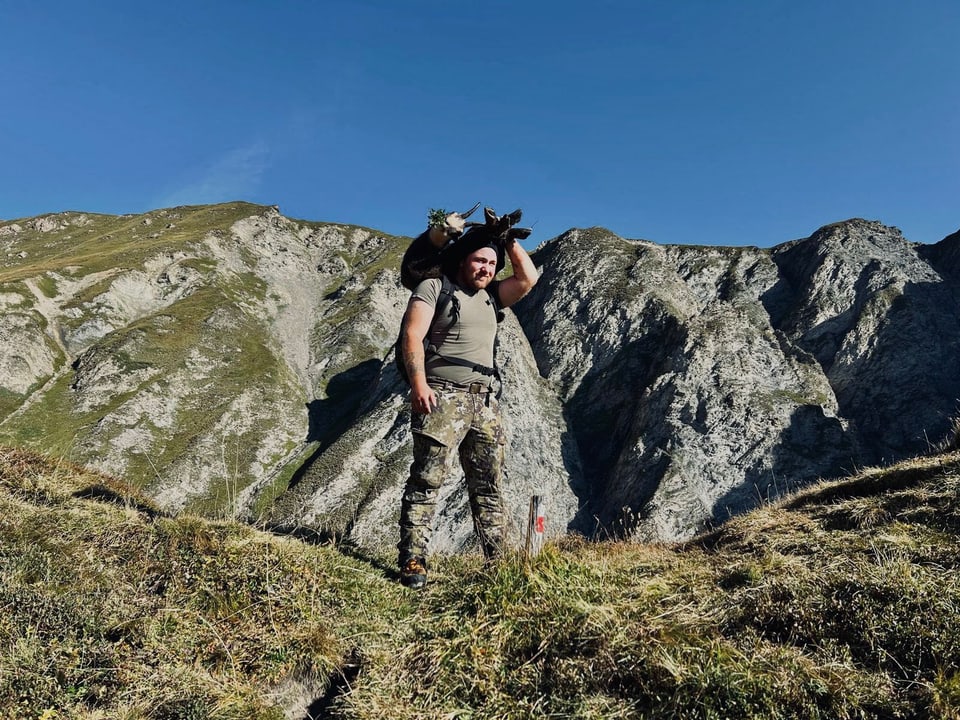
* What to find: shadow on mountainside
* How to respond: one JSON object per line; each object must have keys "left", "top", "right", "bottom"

{"left": 714, "top": 273, "right": 960, "bottom": 530}
{"left": 284, "top": 358, "right": 384, "bottom": 492}
{"left": 306, "top": 359, "right": 384, "bottom": 445}
{"left": 709, "top": 404, "right": 856, "bottom": 528}
{"left": 829, "top": 279, "right": 960, "bottom": 461}
{"left": 563, "top": 319, "right": 686, "bottom": 539}
{"left": 763, "top": 240, "right": 960, "bottom": 466}
{"left": 558, "top": 428, "right": 592, "bottom": 536}
{"left": 74, "top": 484, "right": 172, "bottom": 521}
{"left": 262, "top": 357, "right": 405, "bottom": 558}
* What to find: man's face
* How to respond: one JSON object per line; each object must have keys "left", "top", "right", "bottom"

{"left": 458, "top": 247, "right": 498, "bottom": 290}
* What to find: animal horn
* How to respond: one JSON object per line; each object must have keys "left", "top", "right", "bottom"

{"left": 459, "top": 201, "right": 482, "bottom": 219}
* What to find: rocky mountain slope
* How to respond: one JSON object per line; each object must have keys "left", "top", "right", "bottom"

{"left": 516, "top": 220, "right": 960, "bottom": 539}
{"left": 1, "top": 203, "right": 957, "bottom": 547}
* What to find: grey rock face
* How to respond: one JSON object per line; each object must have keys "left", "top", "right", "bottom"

{"left": 514, "top": 220, "right": 960, "bottom": 540}
{"left": 1, "top": 206, "right": 957, "bottom": 549}
{"left": 764, "top": 220, "right": 960, "bottom": 460}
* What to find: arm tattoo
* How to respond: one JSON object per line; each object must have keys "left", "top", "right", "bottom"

{"left": 404, "top": 349, "right": 426, "bottom": 380}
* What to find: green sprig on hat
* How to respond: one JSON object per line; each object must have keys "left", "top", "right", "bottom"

{"left": 427, "top": 208, "right": 448, "bottom": 229}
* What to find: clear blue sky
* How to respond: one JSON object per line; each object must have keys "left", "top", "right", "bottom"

{"left": 1, "top": 1, "right": 957, "bottom": 247}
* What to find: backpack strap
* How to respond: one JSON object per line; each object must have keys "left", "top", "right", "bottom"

{"left": 432, "top": 275, "right": 459, "bottom": 332}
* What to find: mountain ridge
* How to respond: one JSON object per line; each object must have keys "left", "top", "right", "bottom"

{"left": 1, "top": 203, "right": 959, "bottom": 549}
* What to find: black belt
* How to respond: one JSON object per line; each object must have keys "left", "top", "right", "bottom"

{"left": 429, "top": 380, "right": 491, "bottom": 394}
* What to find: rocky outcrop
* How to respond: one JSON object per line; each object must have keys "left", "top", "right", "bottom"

{"left": 515, "top": 220, "right": 960, "bottom": 539}
{"left": 764, "top": 220, "right": 960, "bottom": 461}
{"left": 1, "top": 205, "right": 957, "bottom": 548}
{"left": 515, "top": 231, "right": 843, "bottom": 539}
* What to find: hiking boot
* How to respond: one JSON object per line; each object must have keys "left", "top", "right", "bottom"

{"left": 400, "top": 556, "right": 427, "bottom": 589}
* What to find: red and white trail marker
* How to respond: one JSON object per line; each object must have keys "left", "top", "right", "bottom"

{"left": 525, "top": 495, "right": 546, "bottom": 558}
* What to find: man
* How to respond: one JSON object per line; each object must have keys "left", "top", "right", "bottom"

{"left": 397, "top": 210, "right": 539, "bottom": 589}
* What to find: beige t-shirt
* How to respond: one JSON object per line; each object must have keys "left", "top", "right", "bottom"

{"left": 412, "top": 277, "right": 499, "bottom": 386}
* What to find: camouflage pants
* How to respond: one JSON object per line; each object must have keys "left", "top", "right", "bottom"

{"left": 398, "top": 386, "right": 506, "bottom": 564}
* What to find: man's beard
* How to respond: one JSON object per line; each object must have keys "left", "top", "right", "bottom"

{"left": 463, "top": 272, "right": 492, "bottom": 290}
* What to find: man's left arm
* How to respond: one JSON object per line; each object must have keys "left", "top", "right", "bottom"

{"left": 496, "top": 239, "right": 539, "bottom": 308}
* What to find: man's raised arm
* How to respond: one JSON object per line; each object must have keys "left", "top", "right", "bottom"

{"left": 497, "top": 239, "right": 539, "bottom": 308}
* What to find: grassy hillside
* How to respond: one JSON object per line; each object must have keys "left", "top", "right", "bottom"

{"left": 1, "top": 445, "right": 959, "bottom": 719}
{"left": 0, "top": 203, "right": 412, "bottom": 519}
